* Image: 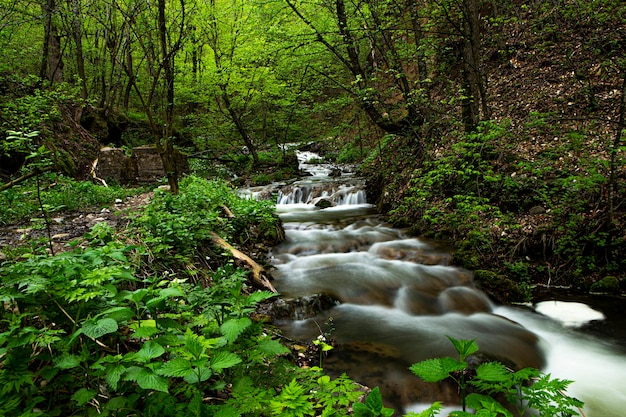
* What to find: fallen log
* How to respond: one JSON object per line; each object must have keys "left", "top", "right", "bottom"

{"left": 0, "top": 167, "right": 51, "bottom": 192}
{"left": 210, "top": 231, "right": 277, "bottom": 293}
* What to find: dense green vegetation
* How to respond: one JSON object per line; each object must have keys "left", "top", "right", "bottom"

{"left": 2, "top": 0, "right": 624, "bottom": 292}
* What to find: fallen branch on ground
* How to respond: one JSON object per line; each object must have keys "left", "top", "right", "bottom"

{"left": 210, "top": 231, "right": 277, "bottom": 293}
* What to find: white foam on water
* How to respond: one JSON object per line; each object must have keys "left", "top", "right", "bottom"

{"left": 534, "top": 300, "right": 606, "bottom": 327}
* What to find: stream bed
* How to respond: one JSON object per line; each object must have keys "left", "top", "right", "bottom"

{"left": 260, "top": 153, "right": 626, "bottom": 416}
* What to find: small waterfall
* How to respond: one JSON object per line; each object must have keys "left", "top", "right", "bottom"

{"left": 277, "top": 182, "right": 368, "bottom": 206}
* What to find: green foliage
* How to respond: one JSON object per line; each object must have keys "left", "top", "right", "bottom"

{"left": 337, "top": 140, "right": 368, "bottom": 164}
{"left": 0, "top": 223, "right": 313, "bottom": 416}
{"left": 362, "top": 134, "right": 398, "bottom": 166}
{"left": 390, "top": 121, "right": 512, "bottom": 244}
{"left": 0, "top": 83, "right": 70, "bottom": 132}
{"left": 252, "top": 173, "right": 273, "bottom": 186}
{"left": 0, "top": 176, "right": 364, "bottom": 416}
{"left": 0, "top": 173, "right": 140, "bottom": 227}
{"left": 135, "top": 175, "right": 281, "bottom": 260}
{"left": 353, "top": 387, "right": 395, "bottom": 417}
{"left": 590, "top": 275, "right": 620, "bottom": 293}
{"left": 409, "top": 337, "right": 584, "bottom": 417}
{"left": 223, "top": 367, "right": 365, "bottom": 417}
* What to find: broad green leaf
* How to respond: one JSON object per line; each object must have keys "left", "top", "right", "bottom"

{"left": 365, "top": 387, "right": 384, "bottom": 413}
{"left": 129, "top": 319, "right": 156, "bottom": 329}
{"left": 183, "top": 366, "right": 213, "bottom": 384}
{"left": 146, "top": 287, "right": 185, "bottom": 310}
{"left": 210, "top": 351, "right": 242, "bottom": 371}
{"left": 351, "top": 402, "right": 372, "bottom": 417}
{"left": 221, "top": 317, "right": 251, "bottom": 343}
{"left": 132, "top": 326, "right": 160, "bottom": 339}
{"left": 410, "top": 357, "right": 466, "bottom": 383}
{"left": 157, "top": 357, "right": 193, "bottom": 378}
{"left": 159, "top": 287, "right": 185, "bottom": 298}
{"left": 135, "top": 368, "right": 169, "bottom": 392}
{"left": 135, "top": 341, "right": 165, "bottom": 362}
{"left": 97, "top": 307, "right": 134, "bottom": 322}
{"left": 465, "top": 393, "right": 513, "bottom": 417}
{"left": 105, "top": 364, "right": 126, "bottom": 390}
{"left": 185, "top": 331, "right": 207, "bottom": 359}
{"left": 72, "top": 388, "right": 97, "bottom": 406}
{"left": 256, "top": 338, "right": 290, "bottom": 357}
{"left": 81, "top": 318, "right": 118, "bottom": 339}
{"left": 475, "top": 361, "right": 510, "bottom": 382}
{"left": 122, "top": 288, "right": 149, "bottom": 304}
{"left": 247, "top": 291, "right": 276, "bottom": 304}
{"left": 54, "top": 353, "right": 81, "bottom": 370}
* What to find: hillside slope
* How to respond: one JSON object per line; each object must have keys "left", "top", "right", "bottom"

{"left": 361, "top": 2, "right": 626, "bottom": 298}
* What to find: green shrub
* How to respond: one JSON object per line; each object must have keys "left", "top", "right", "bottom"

{"left": 135, "top": 175, "right": 282, "bottom": 260}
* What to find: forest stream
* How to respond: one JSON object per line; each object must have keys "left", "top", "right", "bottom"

{"left": 250, "top": 151, "right": 626, "bottom": 416}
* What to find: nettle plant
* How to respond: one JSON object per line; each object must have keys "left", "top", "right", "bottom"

{"left": 409, "top": 337, "right": 584, "bottom": 417}
{"left": 0, "top": 225, "right": 268, "bottom": 415}
{"left": 136, "top": 175, "right": 281, "bottom": 261}
{"left": 0, "top": 223, "right": 359, "bottom": 416}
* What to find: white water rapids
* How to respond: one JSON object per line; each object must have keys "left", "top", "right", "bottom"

{"left": 262, "top": 153, "right": 626, "bottom": 416}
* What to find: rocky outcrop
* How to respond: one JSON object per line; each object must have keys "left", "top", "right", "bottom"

{"left": 94, "top": 146, "right": 188, "bottom": 185}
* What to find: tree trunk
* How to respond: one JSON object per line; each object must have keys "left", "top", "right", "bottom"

{"left": 40, "top": 0, "right": 63, "bottom": 84}
{"left": 409, "top": 1, "right": 431, "bottom": 101}
{"left": 460, "top": 0, "right": 481, "bottom": 131}
{"left": 460, "top": 0, "right": 489, "bottom": 132}
{"left": 608, "top": 69, "right": 626, "bottom": 226}
{"left": 157, "top": 0, "right": 180, "bottom": 194}
{"left": 71, "top": 0, "right": 87, "bottom": 100}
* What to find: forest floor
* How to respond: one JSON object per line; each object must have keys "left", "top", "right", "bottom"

{"left": 0, "top": 191, "right": 153, "bottom": 258}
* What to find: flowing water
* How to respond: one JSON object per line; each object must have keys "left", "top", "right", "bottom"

{"left": 263, "top": 153, "right": 626, "bottom": 416}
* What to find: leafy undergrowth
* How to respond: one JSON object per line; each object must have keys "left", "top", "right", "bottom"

{"left": 362, "top": 117, "right": 626, "bottom": 301}
{"left": 0, "top": 176, "right": 369, "bottom": 416}
{"left": 0, "top": 173, "right": 591, "bottom": 416}
{"left": 0, "top": 173, "right": 142, "bottom": 227}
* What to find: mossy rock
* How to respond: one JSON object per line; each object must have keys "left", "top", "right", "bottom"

{"left": 473, "top": 269, "right": 526, "bottom": 304}
{"left": 590, "top": 276, "right": 620, "bottom": 294}
{"left": 453, "top": 248, "right": 481, "bottom": 271}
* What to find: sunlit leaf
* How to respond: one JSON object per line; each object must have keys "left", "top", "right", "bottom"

{"left": 157, "top": 357, "right": 193, "bottom": 378}
{"left": 135, "top": 368, "right": 168, "bottom": 392}
{"left": 210, "top": 351, "right": 241, "bottom": 371}
{"left": 221, "top": 317, "right": 251, "bottom": 343}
